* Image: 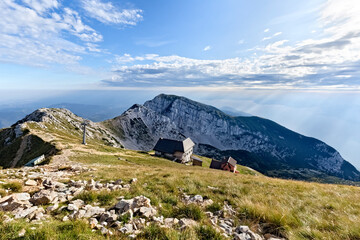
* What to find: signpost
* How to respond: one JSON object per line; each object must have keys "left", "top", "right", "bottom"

{"left": 81, "top": 120, "right": 90, "bottom": 145}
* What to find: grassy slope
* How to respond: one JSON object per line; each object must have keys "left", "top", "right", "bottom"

{"left": 70, "top": 149, "right": 360, "bottom": 240}
{"left": 1, "top": 120, "right": 360, "bottom": 239}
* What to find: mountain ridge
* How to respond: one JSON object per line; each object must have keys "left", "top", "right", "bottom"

{"left": 105, "top": 94, "right": 360, "bottom": 182}
{"left": 0, "top": 94, "right": 359, "bottom": 183}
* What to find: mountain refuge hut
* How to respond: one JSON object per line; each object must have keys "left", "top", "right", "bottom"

{"left": 210, "top": 156, "right": 238, "bottom": 173}
{"left": 153, "top": 138, "right": 195, "bottom": 163}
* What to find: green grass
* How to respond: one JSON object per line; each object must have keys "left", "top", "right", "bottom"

{"left": 68, "top": 148, "right": 360, "bottom": 240}
{"left": 74, "top": 190, "right": 119, "bottom": 207}
{"left": 196, "top": 225, "right": 224, "bottom": 240}
{"left": 1, "top": 181, "right": 22, "bottom": 192}
{"left": 0, "top": 219, "right": 115, "bottom": 240}
{"left": 2, "top": 118, "right": 360, "bottom": 240}
{"left": 173, "top": 204, "right": 204, "bottom": 221}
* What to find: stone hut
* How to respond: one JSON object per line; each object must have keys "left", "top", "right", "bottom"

{"left": 153, "top": 138, "right": 195, "bottom": 163}
{"left": 210, "top": 156, "right": 238, "bottom": 173}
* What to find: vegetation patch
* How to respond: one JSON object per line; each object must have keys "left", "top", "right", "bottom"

{"left": 74, "top": 190, "right": 118, "bottom": 207}
{"left": 196, "top": 225, "right": 224, "bottom": 240}
{"left": 1, "top": 181, "right": 22, "bottom": 192}
{"left": 138, "top": 224, "right": 169, "bottom": 240}
{"left": 173, "top": 204, "right": 203, "bottom": 221}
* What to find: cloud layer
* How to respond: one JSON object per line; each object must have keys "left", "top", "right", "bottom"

{"left": 81, "top": 0, "right": 142, "bottom": 25}
{"left": 105, "top": 0, "right": 360, "bottom": 89}
{"left": 0, "top": 0, "right": 142, "bottom": 67}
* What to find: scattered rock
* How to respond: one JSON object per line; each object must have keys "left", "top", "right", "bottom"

{"left": 13, "top": 206, "right": 38, "bottom": 219}
{"left": 25, "top": 179, "right": 37, "bottom": 186}
{"left": 163, "top": 218, "right": 179, "bottom": 228}
{"left": 179, "top": 218, "right": 197, "bottom": 230}
{"left": 0, "top": 193, "right": 31, "bottom": 211}
{"left": 67, "top": 199, "right": 84, "bottom": 211}
{"left": 139, "top": 206, "right": 157, "bottom": 218}
{"left": 30, "top": 190, "right": 57, "bottom": 205}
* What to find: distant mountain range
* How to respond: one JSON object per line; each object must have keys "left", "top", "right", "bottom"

{"left": 0, "top": 94, "right": 359, "bottom": 183}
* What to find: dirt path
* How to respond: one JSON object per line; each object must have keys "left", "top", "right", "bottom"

{"left": 11, "top": 135, "right": 30, "bottom": 167}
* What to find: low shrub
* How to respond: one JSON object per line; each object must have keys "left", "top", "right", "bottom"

{"left": 117, "top": 212, "right": 131, "bottom": 224}
{"left": 206, "top": 202, "right": 222, "bottom": 213}
{"left": 74, "top": 191, "right": 97, "bottom": 204}
{"left": 74, "top": 191, "right": 116, "bottom": 207}
{"left": 173, "top": 204, "right": 203, "bottom": 221}
{"left": 196, "top": 225, "right": 224, "bottom": 240}
{"left": 138, "top": 223, "right": 169, "bottom": 240}
{"left": 1, "top": 182, "right": 22, "bottom": 192}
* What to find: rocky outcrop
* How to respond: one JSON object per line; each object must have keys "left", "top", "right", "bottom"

{"left": 105, "top": 94, "right": 360, "bottom": 182}
{"left": 0, "top": 160, "right": 285, "bottom": 239}
{"left": 0, "top": 108, "right": 122, "bottom": 168}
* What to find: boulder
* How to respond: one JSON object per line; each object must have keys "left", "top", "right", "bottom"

{"left": 67, "top": 199, "right": 84, "bottom": 211}
{"left": 235, "top": 226, "right": 263, "bottom": 240}
{"left": 163, "top": 218, "right": 179, "bottom": 228}
{"left": 46, "top": 203, "right": 59, "bottom": 212}
{"left": 115, "top": 199, "right": 133, "bottom": 213}
{"left": 30, "top": 190, "right": 58, "bottom": 205}
{"left": 28, "top": 207, "right": 45, "bottom": 221}
{"left": 83, "top": 205, "right": 106, "bottom": 218}
{"left": 139, "top": 207, "right": 157, "bottom": 218}
{"left": 13, "top": 206, "right": 38, "bottom": 219}
{"left": 234, "top": 232, "right": 251, "bottom": 240}
{"left": 0, "top": 193, "right": 31, "bottom": 211}
{"left": 115, "top": 195, "right": 152, "bottom": 213}
{"left": 179, "top": 218, "right": 197, "bottom": 230}
{"left": 219, "top": 221, "right": 233, "bottom": 235}
{"left": 25, "top": 179, "right": 37, "bottom": 186}
{"left": 119, "top": 223, "right": 133, "bottom": 234}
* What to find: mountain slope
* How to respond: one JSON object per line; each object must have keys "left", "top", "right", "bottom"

{"left": 0, "top": 108, "right": 121, "bottom": 168}
{"left": 105, "top": 94, "right": 360, "bottom": 182}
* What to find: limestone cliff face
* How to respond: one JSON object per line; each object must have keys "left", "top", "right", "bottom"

{"left": 106, "top": 94, "right": 360, "bottom": 181}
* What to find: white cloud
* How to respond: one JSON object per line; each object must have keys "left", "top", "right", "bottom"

{"left": 81, "top": 0, "right": 143, "bottom": 25}
{"left": 203, "top": 45, "right": 211, "bottom": 51}
{"left": 106, "top": 0, "right": 360, "bottom": 90}
{"left": 22, "top": 0, "right": 58, "bottom": 14}
{"left": 262, "top": 32, "right": 282, "bottom": 41}
{"left": 238, "top": 40, "right": 245, "bottom": 44}
{"left": 264, "top": 28, "right": 270, "bottom": 33}
{"left": 0, "top": 0, "right": 103, "bottom": 66}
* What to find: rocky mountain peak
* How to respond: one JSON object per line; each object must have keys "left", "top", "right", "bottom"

{"left": 145, "top": 94, "right": 229, "bottom": 119}
{"left": 107, "top": 94, "right": 360, "bottom": 182}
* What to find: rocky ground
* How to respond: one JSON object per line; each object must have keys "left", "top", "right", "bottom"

{"left": 0, "top": 161, "right": 284, "bottom": 240}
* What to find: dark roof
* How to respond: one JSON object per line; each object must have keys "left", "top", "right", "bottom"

{"left": 153, "top": 138, "right": 195, "bottom": 154}
{"left": 226, "top": 157, "right": 237, "bottom": 167}
{"left": 210, "top": 159, "right": 223, "bottom": 169}
{"left": 191, "top": 156, "right": 203, "bottom": 162}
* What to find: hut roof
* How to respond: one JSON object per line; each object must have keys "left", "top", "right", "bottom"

{"left": 210, "top": 159, "right": 223, "bottom": 169}
{"left": 191, "top": 155, "right": 203, "bottom": 162}
{"left": 153, "top": 137, "right": 195, "bottom": 154}
{"left": 226, "top": 157, "right": 237, "bottom": 167}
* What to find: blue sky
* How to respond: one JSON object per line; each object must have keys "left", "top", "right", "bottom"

{"left": 1, "top": 0, "right": 360, "bottom": 168}
{"left": 2, "top": 0, "right": 360, "bottom": 90}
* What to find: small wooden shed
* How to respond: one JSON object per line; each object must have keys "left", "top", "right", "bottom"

{"left": 191, "top": 156, "right": 203, "bottom": 166}
{"left": 210, "top": 156, "right": 238, "bottom": 173}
